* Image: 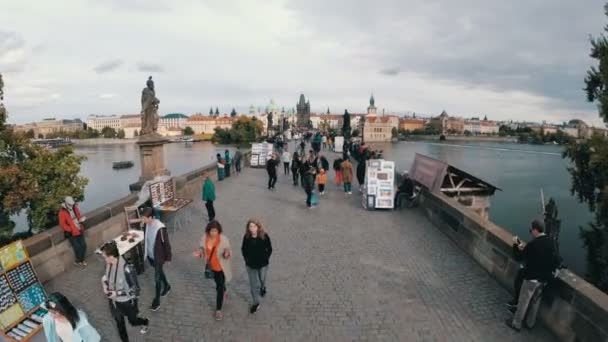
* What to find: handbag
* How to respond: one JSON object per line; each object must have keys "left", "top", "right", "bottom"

{"left": 204, "top": 244, "right": 217, "bottom": 279}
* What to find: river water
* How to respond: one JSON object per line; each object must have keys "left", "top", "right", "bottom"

{"left": 16, "top": 140, "right": 591, "bottom": 275}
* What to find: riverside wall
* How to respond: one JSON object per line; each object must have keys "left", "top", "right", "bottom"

{"left": 419, "top": 189, "right": 608, "bottom": 342}
{"left": 21, "top": 151, "right": 251, "bottom": 283}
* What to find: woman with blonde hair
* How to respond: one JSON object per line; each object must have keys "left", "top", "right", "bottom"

{"left": 194, "top": 220, "right": 232, "bottom": 321}
{"left": 241, "top": 219, "right": 273, "bottom": 314}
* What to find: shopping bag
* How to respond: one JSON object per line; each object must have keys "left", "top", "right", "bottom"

{"left": 311, "top": 192, "right": 319, "bottom": 206}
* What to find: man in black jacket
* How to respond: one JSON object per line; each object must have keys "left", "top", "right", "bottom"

{"left": 266, "top": 153, "right": 279, "bottom": 190}
{"left": 506, "top": 220, "right": 557, "bottom": 332}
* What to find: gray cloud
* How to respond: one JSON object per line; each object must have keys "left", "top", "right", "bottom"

{"left": 287, "top": 0, "right": 604, "bottom": 111}
{"left": 94, "top": 59, "right": 123, "bottom": 74}
{"left": 0, "top": 31, "right": 26, "bottom": 73}
{"left": 380, "top": 67, "right": 401, "bottom": 76}
{"left": 92, "top": 0, "right": 170, "bottom": 11}
{"left": 137, "top": 62, "right": 164, "bottom": 73}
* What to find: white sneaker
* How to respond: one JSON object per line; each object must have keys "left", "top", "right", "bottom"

{"left": 140, "top": 324, "right": 149, "bottom": 334}
{"left": 348, "top": 192, "right": 352, "bottom": 195}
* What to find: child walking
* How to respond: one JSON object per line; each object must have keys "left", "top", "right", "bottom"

{"left": 316, "top": 168, "right": 327, "bottom": 195}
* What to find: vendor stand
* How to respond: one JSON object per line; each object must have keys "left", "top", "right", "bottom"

{"left": 149, "top": 178, "right": 192, "bottom": 233}
{"left": 361, "top": 159, "right": 396, "bottom": 210}
{"left": 250, "top": 143, "right": 273, "bottom": 168}
{"left": 0, "top": 241, "right": 48, "bottom": 342}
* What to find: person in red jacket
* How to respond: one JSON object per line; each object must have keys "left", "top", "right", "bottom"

{"left": 58, "top": 196, "right": 87, "bottom": 268}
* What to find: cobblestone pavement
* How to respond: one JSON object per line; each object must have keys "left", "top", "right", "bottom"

{"left": 45, "top": 158, "right": 556, "bottom": 341}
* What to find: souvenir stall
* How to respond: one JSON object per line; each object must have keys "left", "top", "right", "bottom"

{"left": 149, "top": 178, "right": 192, "bottom": 233}
{"left": 361, "top": 159, "right": 396, "bottom": 210}
{"left": 0, "top": 241, "right": 48, "bottom": 341}
{"left": 250, "top": 143, "right": 274, "bottom": 168}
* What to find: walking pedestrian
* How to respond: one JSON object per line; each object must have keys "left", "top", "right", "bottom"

{"left": 341, "top": 157, "right": 353, "bottom": 194}
{"left": 303, "top": 154, "right": 317, "bottom": 208}
{"left": 317, "top": 168, "right": 327, "bottom": 195}
{"left": 100, "top": 241, "right": 149, "bottom": 342}
{"left": 241, "top": 219, "right": 273, "bottom": 314}
{"left": 266, "top": 153, "right": 279, "bottom": 190}
{"left": 291, "top": 151, "right": 301, "bottom": 186}
{"left": 233, "top": 146, "right": 243, "bottom": 174}
{"left": 333, "top": 157, "right": 343, "bottom": 187}
{"left": 356, "top": 159, "right": 366, "bottom": 192}
{"left": 216, "top": 154, "right": 225, "bottom": 181}
{"left": 58, "top": 196, "right": 87, "bottom": 268}
{"left": 322, "top": 135, "right": 327, "bottom": 149}
{"left": 194, "top": 220, "right": 232, "bottom": 321}
{"left": 505, "top": 220, "right": 558, "bottom": 332}
{"left": 42, "top": 292, "right": 101, "bottom": 342}
{"left": 141, "top": 207, "right": 172, "bottom": 311}
{"left": 319, "top": 154, "right": 329, "bottom": 173}
{"left": 281, "top": 148, "right": 291, "bottom": 175}
{"left": 224, "top": 150, "right": 231, "bottom": 178}
{"left": 202, "top": 176, "right": 216, "bottom": 221}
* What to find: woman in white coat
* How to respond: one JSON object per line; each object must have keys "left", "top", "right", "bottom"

{"left": 194, "top": 220, "right": 232, "bottom": 321}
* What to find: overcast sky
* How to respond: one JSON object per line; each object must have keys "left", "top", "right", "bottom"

{"left": 1, "top": 0, "right": 606, "bottom": 126}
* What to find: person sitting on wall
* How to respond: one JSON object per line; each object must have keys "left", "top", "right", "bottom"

{"left": 505, "top": 220, "right": 558, "bottom": 332}
{"left": 58, "top": 196, "right": 88, "bottom": 268}
{"left": 394, "top": 172, "right": 416, "bottom": 209}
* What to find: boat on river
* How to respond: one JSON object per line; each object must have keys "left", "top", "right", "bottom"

{"left": 112, "top": 161, "right": 134, "bottom": 169}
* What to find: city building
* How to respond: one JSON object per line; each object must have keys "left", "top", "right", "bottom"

{"left": 15, "top": 118, "right": 84, "bottom": 137}
{"left": 399, "top": 117, "right": 426, "bottom": 132}
{"left": 86, "top": 114, "right": 121, "bottom": 131}
{"left": 296, "top": 94, "right": 311, "bottom": 127}
{"left": 429, "top": 111, "right": 465, "bottom": 135}
{"left": 119, "top": 114, "right": 141, "bottom": 129}
{"left": 186, "top": 114, "right": 234, "bottom": 135}
{"left": 310, "top": 114, "right": 342, "bottom": 131}
{"left": 362, "top": 94, "right": 399, "bottom": 142}
{"left": 464, "top": 117, "right": 499, "bottom": 135}
{"left": 160, "top": 113, "right": 189, "bottom": 130}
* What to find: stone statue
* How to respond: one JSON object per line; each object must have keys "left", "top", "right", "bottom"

{"left": 342, "top": 109, "right": 351, "bottom": 139}
{"left": 140, "top": 76, "right": 160, "bottom": 136}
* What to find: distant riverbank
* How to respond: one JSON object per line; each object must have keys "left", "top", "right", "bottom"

{"left": 72, "top": 138, "right": 136, "bottom": 146}
{"left": 407, "top": 135, "right": 518, "bottom": 143}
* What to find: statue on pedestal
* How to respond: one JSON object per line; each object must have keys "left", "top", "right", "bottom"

{"left": 140, "top": 76, "right": 160, "bottom": 136}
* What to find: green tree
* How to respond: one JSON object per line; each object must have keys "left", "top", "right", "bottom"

{"left": 134, "top": 129, "right": 139, "bottom": 137}
{"left": 352, "top": 129, "right": 360, "bottom": 137}
{"left": 464, "top": 130, "right": 472, "bottom": 136}
{"left": 391, "top": 127, "right": 398, "bottom": 138}
{"left": 101, "top": 126, "right": 116, "bottom": 138}
{"left": 116, "top": 129, "right": 125, "bottom": 139}
{"left": 564, "top": 3, "right": 608, "bottom": 293}
{"left": 37, "top": 133, "right": 44, "bottom": 139}
{"left": 211, "top": 116, "right": 263, "bottom": 145}
{"left": 24, "top": 129, "right": 35, "bottom": 139}
{"left": 0, "top": 73, "right": 88, "bottom": 243}
{"left": 183, "top": 126, "right": 194, "bottom": 136}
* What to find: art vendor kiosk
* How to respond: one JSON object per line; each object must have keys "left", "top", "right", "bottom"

{"left": 149, "top": 178, "right": 192, "bottom": 233}
{"left": 0, "top": 241, "right": 48, "bottom": 341}
{"left": 361, "top": 159, "right": 396, "bottom": 210}
{"left": 250, "top": 143, "right": 274, "bottom": 168}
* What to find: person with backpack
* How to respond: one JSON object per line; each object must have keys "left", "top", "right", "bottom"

{"left": 333, "top": 157, "right": 343, "bottom": 188}
{"left": 141, "top": 207, "right": 172, "bottom": 311}
{"left": 202, "top": 176, "right": 216, "bottom": 221}
{"left": 42, "top": 292, "right": 101, "bottom": 342}
{"left": 100, "top": 241, "right": 149, "bottom": 341}
{"left": 58, "top": 196, "right": 87, "bottom": 268}
{"left": 241, "top": 219, "right": 273, "bottom": 314}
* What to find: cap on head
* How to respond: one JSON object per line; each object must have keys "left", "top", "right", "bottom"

{"left": 64, "top": 196, "right": 75, "bottom": 206}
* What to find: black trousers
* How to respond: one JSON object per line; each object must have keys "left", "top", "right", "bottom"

{"left": 514, "top": 268, "right": 524, "bottom": 302}
{"left": 235, "top": 161, "right": 241, "bottom": 173}
{"left": 292, "top": 169, "right": 299, "bottom": 185}
{"left": 268, "top": 173, "right": 277, "bottom": 189}
{"left": 213, "top": 271, "right": 226, "bottom": 310}
{"left": 69, "top": 235, "right": 86, "bottom": 263}
{"left": 148, "top": 258, "right": 169, "bottom": 304}
{"left": 109, "top": 299, "right": 149, "bottom": 342}
{"left": 284, "top": 162, "right": 290, "bottom": 174}
{"left": 205, "top": 201, "right": 215, "bottom": 221}
{"left": 305, "top": 188, "right": 312, "bottom": 207}
{"left": 318, "top": 184, "right": 325, "bottom": 193}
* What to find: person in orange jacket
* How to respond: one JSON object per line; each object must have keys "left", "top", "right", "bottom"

{"left": 58, "top": 196, "right": 87, "bottom": 268}
{"left": 316, "top": 168, "right": 327, "bottom": 195}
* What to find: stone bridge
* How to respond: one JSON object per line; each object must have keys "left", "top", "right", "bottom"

{"left": 43, "top": 163, "right": 555, "bottom": 341}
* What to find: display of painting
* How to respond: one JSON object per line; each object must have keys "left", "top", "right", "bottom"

{"left": 0, "top": 241, "right": 48, "bottom": 341}
{"left": 250, "top": 143, "right": 273, "bottom": 168}
{"left": 363, "top": 159, "right": 396, "bottom": 210}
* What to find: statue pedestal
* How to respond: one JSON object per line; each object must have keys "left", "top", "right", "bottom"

{"left": 129, "top": 134, "right": 170, "bottom": 192}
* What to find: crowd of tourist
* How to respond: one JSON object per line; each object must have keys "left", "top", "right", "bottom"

{"left": 50, "top": 131, "right": 560, "bottom": 341}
